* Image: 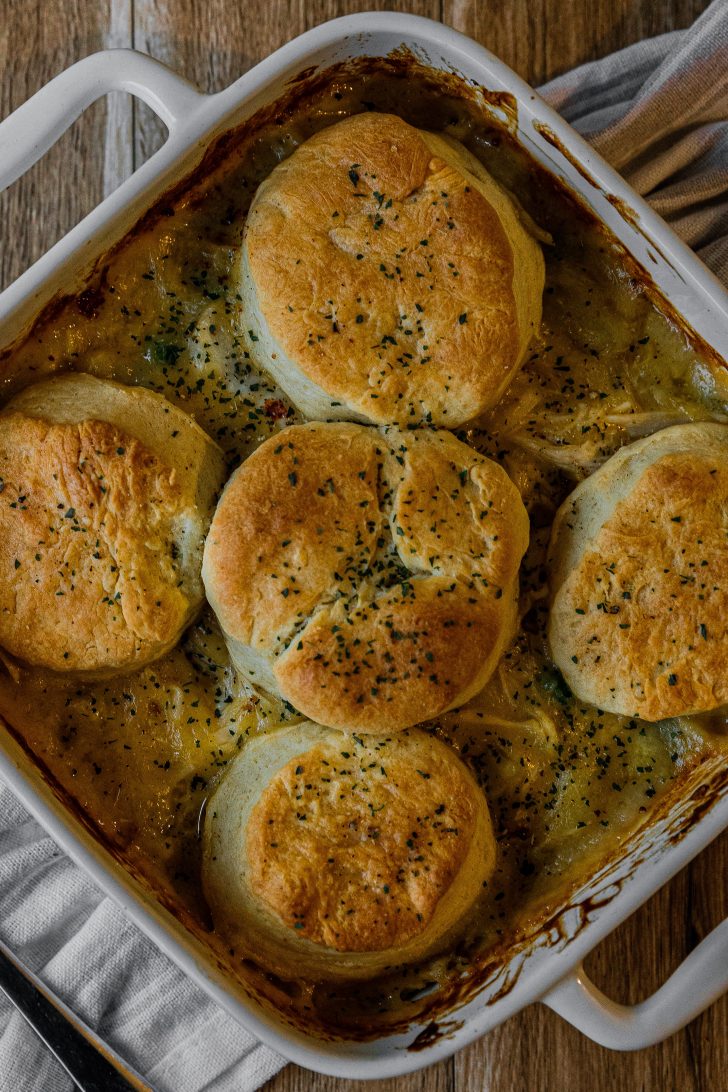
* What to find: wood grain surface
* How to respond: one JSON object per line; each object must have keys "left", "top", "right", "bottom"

{"left": 0, "top": 1, "right": 725, "bottom": 1090}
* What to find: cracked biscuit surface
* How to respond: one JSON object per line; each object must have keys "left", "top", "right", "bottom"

{"left": 202, "top": 721, "right": 496, "bottom": 979}
{"left": 240, "top": 111, "right": 546, "bottom": 427}
{"left": 202, "top": 421, "right": 529, "bottom": 731}
{"left": 548, "top": 423, "right": 728, "bottom": 720}
{"left": 0, "top": 372, "right": 225, "bottom": 675}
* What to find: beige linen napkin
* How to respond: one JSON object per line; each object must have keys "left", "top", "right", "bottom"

{"left": 540, "top": 0, "right": 728, "bottom": 279}
{"left": 1, "top": 2, "right": 727, "bottom": 1088}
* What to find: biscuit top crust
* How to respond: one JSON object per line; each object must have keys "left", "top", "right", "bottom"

{"left": 246, "top": 731, "right": 481, "bottom": 951}
{"left": 203, "top": 421, "right": 529, "bottom": 731}
{"left": 0, "top": 413, "right": 194, "bottom": 672}
{"left": 550, "top": 448, "right": 728, "bottom": 720}
{"left": 206, "top": 422, "right": 381, "bottom": 655}
{"left": 243, "top": 111, "right": 544, "bottom": 426}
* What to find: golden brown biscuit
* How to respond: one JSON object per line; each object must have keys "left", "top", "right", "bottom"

{"left": 240, "top": 112, "right": 546, "bottom": 427}
{"left": 202, "top": 422, "right": 529, "bottom": 731}
{"left": 202, "top": 721, "right": 495, "bottom": 980}
{"left": 547, "top": 423, "right": 728, "bottom": 720}
{"left": 0, "top": 372, "right": 225, "bottom": 675}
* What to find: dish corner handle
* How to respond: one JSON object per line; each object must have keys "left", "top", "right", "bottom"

{"left": 0, "top": 49, "right": 207, "bottom": 193}
{"left": 540, "top": 916, "right": 728, "bottom": 1050}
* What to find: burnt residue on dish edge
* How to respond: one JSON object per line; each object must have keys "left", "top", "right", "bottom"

{"left": 533, "top": 121, "right": 602, "bottom": 189}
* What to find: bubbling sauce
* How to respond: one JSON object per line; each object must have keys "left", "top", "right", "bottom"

{"left": 0, "top": 60, "right": 726, "bottom": 1035}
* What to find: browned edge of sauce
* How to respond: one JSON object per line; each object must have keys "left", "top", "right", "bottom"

{"left": 605, "top": 192, "right": 677, "bottom": 272}
{"left": 533, "top": 121, "right": 602, "bottom": 189}
{"left": 408, "top": 1017, "right": 465, "bottom": 1053}
{"left": 478, "top": 87, "right": 519, "bottom": 133}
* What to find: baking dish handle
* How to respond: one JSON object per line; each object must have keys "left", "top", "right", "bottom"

{"left": 541, "top": 916, "right": 728, "bottom": 1049}
{"left": 0, "top": 49, "right": 206, "bottom": 193}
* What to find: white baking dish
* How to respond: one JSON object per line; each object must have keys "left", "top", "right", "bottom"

{"left": 0, "top": 12, "right": 727, "bottom": 1078}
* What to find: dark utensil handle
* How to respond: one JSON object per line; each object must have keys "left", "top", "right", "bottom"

{"left": 0, "top": 939, "right": 152, "bottom": 1091}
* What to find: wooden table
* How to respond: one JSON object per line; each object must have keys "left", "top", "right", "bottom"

{"left": 1, "top": 1, "right": 725, "bottom": 1089}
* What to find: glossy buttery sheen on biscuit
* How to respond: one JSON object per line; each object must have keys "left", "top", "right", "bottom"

{"left": 202, "top": 721, "right": 496, "bottom": 979}
{"left": 548, "top": 423, "right": 728, "bottom": 720}
{"left": 240, "top": 111, "right": 546, "bottom": 427}
{"left": 0, "top": 373, "right": 225, "bottom": 675}
{"left": 203, "top": 422, "right": 529, "bottom": 731}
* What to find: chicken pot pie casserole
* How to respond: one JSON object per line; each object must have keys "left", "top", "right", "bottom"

{"left": 0, "top": 61, "right": 726, "bottom": 1036}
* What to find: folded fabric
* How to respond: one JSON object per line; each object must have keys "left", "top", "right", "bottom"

{"left": 540, "top": 0, "right": 728, "bottom": 279}
{"left": 0, "top": 784, "right": 284, "bottom": 1091}
{"left": 1, "top": 3, "right": 726, "bottom": 1088}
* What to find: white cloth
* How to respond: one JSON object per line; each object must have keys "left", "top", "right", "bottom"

{"left": 540, "top": 0, "right": 728, "bottom": 283}
{"left": 1, "top": 4, "right": 728, "bottom": 1089}
{"left": 0, "top": 785, "right": 284, "bottom": 1091}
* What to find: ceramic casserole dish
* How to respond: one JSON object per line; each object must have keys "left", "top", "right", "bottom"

{"left": 0, "top": 12, "right": 727, "bottom": 1079}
